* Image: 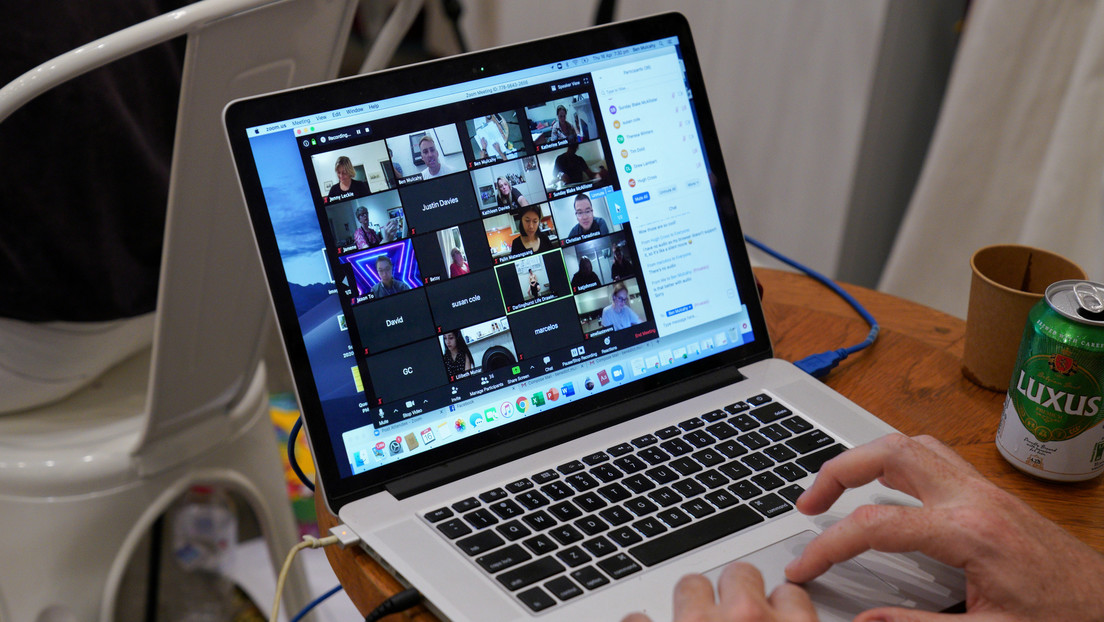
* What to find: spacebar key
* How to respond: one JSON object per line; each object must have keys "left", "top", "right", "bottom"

{"left": 629, "top": 505, "right": 764, "bottom": 567}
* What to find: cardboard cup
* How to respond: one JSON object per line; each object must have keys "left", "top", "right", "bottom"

{"left": 962, "top": 244, "right": 1086, "bottom": 391}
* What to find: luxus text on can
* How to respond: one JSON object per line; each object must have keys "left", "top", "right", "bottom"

{"left": 996, "top": 280, "right": 1104, "bottom": 481}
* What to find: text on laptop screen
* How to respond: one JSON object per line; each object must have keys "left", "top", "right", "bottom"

{"left": 242, "top": 35, "right": 755, "bottom": 481}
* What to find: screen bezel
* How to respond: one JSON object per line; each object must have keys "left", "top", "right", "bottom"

{"left": 225, "top": 12, "right": 772, "bottom": 511}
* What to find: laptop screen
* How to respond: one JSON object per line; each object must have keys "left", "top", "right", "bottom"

{"left": 226, "top": 13, "right": 770, "bottom": 507}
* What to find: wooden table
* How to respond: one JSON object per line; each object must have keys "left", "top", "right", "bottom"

{"left": 315, "top": 267, "right": 1104, "bottom": 618}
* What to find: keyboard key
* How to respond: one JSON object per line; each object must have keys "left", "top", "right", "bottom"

{"left": 715, "top": 439, "right": 749, "bottom": 459}
{"left": 565, "top": 472, "right": 600, "bottom": 492}
{"left": 596, "top": 553, "right": 642, "bottom": 580}
{"left": 740, "top": 452, "right": 775, "bottom": 472}
{"left": 724, "top": 401, "right": 750, "bottom": 414}
{"left": 632, "top": 516, "right": 668, "bottom": 538}
{"left": 452, "top": 497, "right": 480, "bottom": 512}
{"left": 549, "top": 501, "right": 583, "bottom": 521}
{"left": 691, "top": 448, "right": 725, "bottom": 467}
{"left": 464, "top": 508, "right": 498, "bottom": 529}
{"left": 488, "top": 499, "right": 524, "bottom": 519}
{"left": 750, "top": 402, "right": 792, "bottom": 425}
{"left": 571, "top": 566, "right": 610, "bottom": 590}
{"left": 631, "top": 434, "right": 658, "bottom": 448}
{"left": 778, "top": 484, "right": 806, "bottom": 505}
{"left": 597, "top": 482, "right": 631, "bottom": 503}
{"left": 678, "top": 417, "right": 705, "bottom": 431}
{"left": 517, "top": 587, "right": 556, "bottom": 612}
{"left": 556, "top": 545, "right": 593, "bottom": 567}
{"left": 656, "top": 508, "right": 692, "bottom": 529}
{"left": 522, "top": 534, "right": 558, "bottom": 555}
{"left": 655, "top": 425, "right": 681, "bottom": 439}
{"left": 458, "top": 530, "right": 506, "bottom": 556}
{"left": 437, "top": 518, "right": 472, "bottom": 539}
{"left": 545, "top": 576, "right": 583, "bottom": 601}
{"left": 670, "top": 457, "right": 703, "bottom": 476}
{"left": 760, "top": 423, "right": 792, "bottom": 442}
{"left": 706, "top": 421, "right": 739, "bottom": 440}
{"left": 575, "top": 515, "right": 609, "bottom": 536}
{"left": 582, "top": 451, "right": 610, "bottom": 466}
{"left": 746, "top": 394, "right": 773, "bottom": 406}
{"left": 591, "top": 464, "right": 624, "bottom": 483}
{"left": 497, "top": 520, "right": 532, "bottom": 541}
{"left": 764, "top": 444, "right": 798, "bottom": 463}
{"left": 629, "top": 505, "right": 764, "bottom": 566}
{"left": 644, "top": 464, "right": 679, "bottom": 484}
{"left": 718, "top": 461, "right": 752, "bottom": 481}
{"left": 624, "top": 497, "right": 659, "bottom": 516}
{"left": 704, "top": 489, "right": 739, "bottom": 509}
{"left": 780, "top": 415, "right": 814, "bottom": 434}
{"left": 647, "top": 486, "right": 682, "bottom": 507}
{"left": 607, "top": 442, "right": 634, "bottom": 457}
{"left": 738, "top": 431, "right": 770, "bottom": 450}
{"left": 623, "top": 474, "right": 656, "bottom": 494}
{"left": 517, "top": 490, "right": 550, "bottom": 510}
{"left": 774, "top": 463, "right": 807, "bottom": 482}
{"left": 532, "top": 469, "right": 559, "bottom": 484}
{"left": 558, "top": 460, "right": 585, "bottom": 475}
{"left": 659, "top": 437, "right": 694, "bottom": 456}
{"left": 541, "top": 481, "right": 575, "bottom": 500}
{"left": 750, "top": 493, "right": 793, "bottom": 518}
{"left": 695, "top": 469, "right": 729, "bottom": 489}
{"left": 681, "top": 498, "right": 717, "bottom": 518}
{"left": 424, "top": 507, "right": 453, "bottom": 523}
{"left": 786, "top": 430, "right": 835, "bottom": 454}
{"left": 613, "top": 455, "right": 648, "bottom": 474}
{"left": 795, "top": 444, "right": 847, "bottom": 473}
{"left": 685, "top": 430, "right": 715, "bottom": 448}
{"left": 522, "top": 510, "right": 556, "bottom": 531}
{"left": 582, "top": 536, "right": 617, "bottom": 557}
{"left": 575, "top": 491, "right": 608, "bottom": 512}
{"left": 701, "top": 409, "right": 728, "bottom": 422}
{"left": 479, "top": 488, "right": 508, "bottom": 503}
{"left": 639, "top": 446, "right": 671, "bottom": 465}
{"left": 598, "top": 506, "right": 635, "bottom": 526}
{"left": 477, "top": 544, "right": 531, "bottom": 573}
{"left": 730, "top": 414, "right": 759, "bottom": 432}
{"left": 506, "top": 478, "right": 534, "bottom": 493}
{"left": 750, "top": 472, "right": 786, "bottom": 491}
{"left": 607, "top": 526, "right": 643, "bottom": 547}
{"left": 497, "top": 557, "right": 565, "bottom": 591}
{"left": 671, "top": 478, "right": 707, "bottom": 498}
{"left": 549, "top": 524, "right": 584, "bottom": 545}
{"left": 729, "top": 480, "right": 763, "bottom": 500}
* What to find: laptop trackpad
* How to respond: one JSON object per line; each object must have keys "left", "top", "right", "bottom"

{"left": 704, "top": 531, "right": 961, "bottom": 621}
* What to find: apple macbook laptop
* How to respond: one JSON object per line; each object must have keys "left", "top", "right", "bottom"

{"left": 224, "top": 13, "right": 964, "bottom": 620}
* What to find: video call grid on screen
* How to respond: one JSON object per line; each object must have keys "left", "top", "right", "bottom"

{"left": 292, "top": 76, "right": 660, "bottom": 418}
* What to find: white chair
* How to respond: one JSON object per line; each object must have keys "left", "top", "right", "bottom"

{"left": 0, "top": 1, "right": 356, "bottom": 620}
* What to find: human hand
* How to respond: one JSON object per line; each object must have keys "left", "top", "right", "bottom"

{"left": 786, "top": 434, "right": 1104, "bottom": 621}
{"left": 621, "top": 562, "right": 816, "bottom": 622}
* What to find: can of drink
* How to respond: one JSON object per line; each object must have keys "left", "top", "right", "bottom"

{"left": 996, "top": 280, "right": 1104, "bottom": 481}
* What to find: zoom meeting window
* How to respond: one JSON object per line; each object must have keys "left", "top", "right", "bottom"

{"left": 250, "top": 37, "right": 746, "bottom": 476}
{"left": 305, "top": 75, "right": 659, "bottom": 426}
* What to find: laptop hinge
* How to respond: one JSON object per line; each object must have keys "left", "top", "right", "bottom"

{"left": 385, "top": 364, "right": 746, "bottom": 499}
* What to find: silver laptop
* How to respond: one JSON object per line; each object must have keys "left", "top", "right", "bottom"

{"left": 224, "top": 13, "right": 963, "bottom": 620}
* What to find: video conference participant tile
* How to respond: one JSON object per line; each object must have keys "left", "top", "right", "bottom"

{"left": 411, "top": 220, "right": 493, "bottom": 284}
{"left": 351, "top": 289, "right": 435, "bottom": 354}
{"left": 364, "top": 337, "right": 447, "bottom": 405}
{"left": 508, "top": 297, "right": 584, "bottom": 361}
{"left": 425, "top": 269, "right": 506, "bottom": 332}
{"left": 398, "top": 172, "right": 481, "bottom": 234}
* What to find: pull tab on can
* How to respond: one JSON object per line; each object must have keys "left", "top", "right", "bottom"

{"left": 1074, "top": 281, "right": 1104, "bottom": 321}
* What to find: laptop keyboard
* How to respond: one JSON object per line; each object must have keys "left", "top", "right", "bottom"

{"left": 422, "top": 392, "right": 847, "bottom": 613}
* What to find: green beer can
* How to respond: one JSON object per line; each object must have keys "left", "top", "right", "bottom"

{"left": 996, "top": 280, "right": 1104, "bottom": 481}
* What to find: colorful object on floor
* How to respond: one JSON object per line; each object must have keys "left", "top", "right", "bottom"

{"left": 270, "top": 393, "right": 319, "bottom": 536}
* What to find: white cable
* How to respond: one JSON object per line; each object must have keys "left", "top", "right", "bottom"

{"left": 269, "top": 534, "right": 341, "bottom": 622}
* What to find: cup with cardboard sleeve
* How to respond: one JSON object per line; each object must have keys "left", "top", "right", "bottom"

{"left": 962, "top": 244, "right": 1087, "bottom": 391}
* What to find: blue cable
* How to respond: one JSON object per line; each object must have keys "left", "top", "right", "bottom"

{"left": 289, "top": 584, "right": 344, "bottom": 622}
{"left": 288, "top": 416, "right": 315, "bottom": 492}
{"left": 744, "top": 235, "right": 879, "bottom": 378}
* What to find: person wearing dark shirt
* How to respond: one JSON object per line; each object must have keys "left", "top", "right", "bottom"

{"left": 369, "top": 255, "right": 410, "bottom": 298}
{"left": 611, "top": 245, "right": 634, "bottom": 281}
{"left": 570, "top": 256, "right": 601, "bottom": 291}
{"left": 553, "top": 141, "right": 603, "bottom": 186}
{"left": 496, "top": 176, "right": 529, "bottom": 209}
{"left": 441, "top": 329, "right": 473, "bottom": 377}
{"left": 327, "top": 156, "right": 370, "bottom": 200}
{"left": 567, "top": 193, "right": 609, "bottom": 238}
{"left": 510, "top": 205, "right": 553, "bottom": 254}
